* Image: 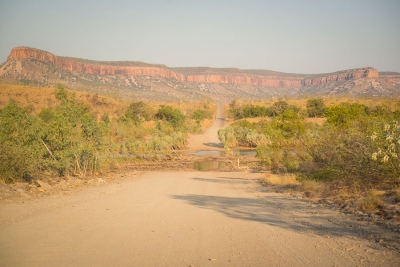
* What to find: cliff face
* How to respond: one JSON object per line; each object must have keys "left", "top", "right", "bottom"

{"left": 301, "top": 68, "right": 379, "bottom": 86}
{"left": 6, "top": 47, "right": 379, "bottom": 88}
{"left": 7, "top": 47, "right": 179, "bottom": 78}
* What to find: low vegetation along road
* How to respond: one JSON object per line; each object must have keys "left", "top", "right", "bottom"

{"left": 1, "top": 105, "right": 399, "bottom": 266}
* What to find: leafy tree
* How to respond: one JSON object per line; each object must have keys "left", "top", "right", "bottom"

{"left": 306, "top": 98, "right": 327, "bottom": 117}
{"left": 228, "top": 98, "right": 243, "bottom": 119}
{"left": 126, "top": 101, "right": 153, "bottom": 124}
{"left": 55, "top": 84, "right": 68, "bottom": 104}
{"left": 269, "top": 100, "right": 289, "bottom": 117}
{"left": 155, "top": 105, "right": 186, "bottom": 130}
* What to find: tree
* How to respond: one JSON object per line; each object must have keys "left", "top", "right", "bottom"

{"left": 125, "top": 101, "right": 152, "bottom": 124}
{"left": 270, "top": 100, "right": 289, "bottom": 117}
{"left": 306, "top": 98, "right": 327, "bottom": 117}
{"left": 155, "top": 105, "right": 186, "bottom": 130}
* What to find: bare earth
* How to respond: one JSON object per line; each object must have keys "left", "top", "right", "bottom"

{"left": 0, "top": 105, "right": 399, "bottom": 266}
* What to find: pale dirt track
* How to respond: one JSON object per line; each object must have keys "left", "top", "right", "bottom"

{"left": 1, "top": 104, "right": 400, "bottom": 266}
{"left": 1, "top": 172, "right": 400, "bottom": 266}
{"left": 186, "top": 103, "right": 226, "bottom": 151}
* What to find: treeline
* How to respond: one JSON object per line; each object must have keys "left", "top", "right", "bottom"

{"left": 0, "top": 85, "right": 214, "bottom": 183}
{"left": 228, "top": 98, "right": 327, "bottom": 119}
{"left": 219, "top": 98, "right": 400, "bottom": 191}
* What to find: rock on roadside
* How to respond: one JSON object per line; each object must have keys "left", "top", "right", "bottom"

{"left": 36, "top": 180, "right": 53, "bottom": 191}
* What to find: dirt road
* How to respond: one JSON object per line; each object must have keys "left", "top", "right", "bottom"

{"left": 1, "top": 104, "right": 400, "bottom": 266}
{"left": 1, "top": 171, "right": 399, "bottom": 266}
{"left": 186, "top": 103, "right": 226, "bottom": 150}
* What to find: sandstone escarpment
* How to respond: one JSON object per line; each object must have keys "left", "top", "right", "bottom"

{"left": 301, "top": 68, "right": 379, "bottom": 86}
{"left": 3, "top": 46, "right": 395, "bottom": 101}
{"left": 7, "top": 47, "right": 179, "bottom": 78}
{"left": 7, "top": 47, "right": 378, "bottom": 88}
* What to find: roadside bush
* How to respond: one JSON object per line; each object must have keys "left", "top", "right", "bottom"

{"left": 218, "top": 127, "right": 237, "bottom": 150}
{"left": 370, "top": 120, "right": 400, "bottom": 186}
{"left": 191, "top": 108, "right": 213, "bottom": 122}
{"left": 0, "top": 101, "right": 46, "bottom": 183}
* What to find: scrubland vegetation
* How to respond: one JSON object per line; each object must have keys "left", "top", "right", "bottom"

{"left": 220, "top": 97, "right": 400, "bottom": 203}
{"left": 0, "top": 84, "right": 214, "bottom": 183}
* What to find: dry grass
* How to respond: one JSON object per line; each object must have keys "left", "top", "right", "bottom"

{"left": 0, "top": 83, "right": 216, "bottom": 129}
{"left": 357, "top": 190, "right": 385, "bottom": 211}
{"left": 304, "top": 117, "right": 326, "bottom": 125}
{"left": 263, "top": 173, "right": 300, "bottom": 186}
{"left": 226, "top": 117, "right": 271, "bottom": 126}
{"left": 0, "top": 83, "right": 125, "bottom": 121}
{"left": 300, "top": 180, "right": 327, "bottom": 194}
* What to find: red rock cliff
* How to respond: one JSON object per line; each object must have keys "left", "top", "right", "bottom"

{"left": 7, "top": 47, "right": 379, "bottom": 87}
{"left": 301, "top": 68, "right": 379, "bottom": 86}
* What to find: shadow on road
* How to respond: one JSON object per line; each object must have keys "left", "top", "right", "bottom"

{"left": 202, "top": 142, "right": 224, "bottom": 148}
{"left": 171, "top": 176, "right": 400, "bottom": 248}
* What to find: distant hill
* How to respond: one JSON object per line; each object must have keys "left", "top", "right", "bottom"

{"left": 1, "top": 46, "right": 399, "bottom": 101}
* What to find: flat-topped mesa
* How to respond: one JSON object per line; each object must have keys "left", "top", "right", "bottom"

{"left": 301, "top": 68, "right": 379, "bottom": 86}
{"left": 7, "top": 47, "right": 302, "bottom": 87}
{"left": 7, "top": 47, "right": 178, "bottom": 78}
{"left": 6, "top": 47, "right": 378, "bottom": 88}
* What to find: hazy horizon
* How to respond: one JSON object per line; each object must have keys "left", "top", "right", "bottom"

{"left": 1, "top": 0, "right": 399, "bottom": 74}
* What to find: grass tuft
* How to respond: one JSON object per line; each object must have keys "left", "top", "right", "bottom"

{"left": 358, "top": 190, "right": 384, "bottom": 211}
{"left": 263, "top": 173, "right": 300, "bottom": 186}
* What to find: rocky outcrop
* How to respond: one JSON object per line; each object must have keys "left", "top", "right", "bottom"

{"left": 6, "top": 47, "right": 379, "bottom": 88}
{"left": 301, "top": 68, "right": 379, "bottom": 86}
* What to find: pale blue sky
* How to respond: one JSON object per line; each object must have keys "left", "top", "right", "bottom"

{"left": 0, "top": 0, "right": 399, "bottom": 73}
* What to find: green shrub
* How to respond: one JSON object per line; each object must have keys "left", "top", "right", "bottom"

{"left": 38, "top": 107, "right": 54, "bottom": 123}
{"left": 242, "top": 105, "right": 271, "bottom": 118}
{"left": 327, "top": 103, "right": 370, "bottom": 128}
{"left": 0, "top": 101, "right": 46, "bottom": 182}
